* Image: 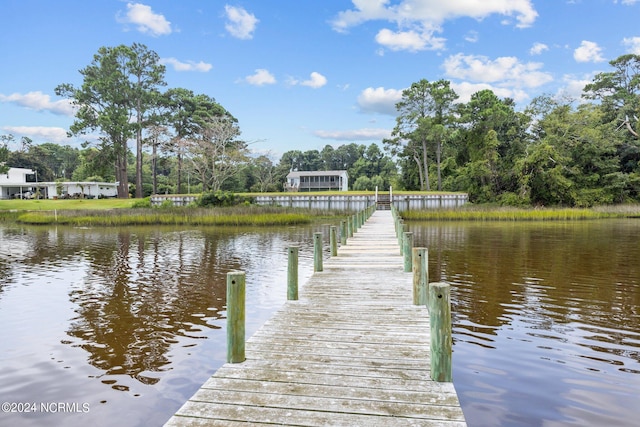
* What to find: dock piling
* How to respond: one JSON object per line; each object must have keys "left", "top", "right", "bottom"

{"left": 313, "top": 232, "right": 323, "bottom": 272}
{"left": 226, "top": 271, "right": 246, "bottom": 363}
{"left": 429, "top": 282, "right": 452, "bottom": 382}
{"left": 287, "top": 247, "right": 298, "bottom": 301}
{"left": 412, "top": 247, "right": 428, "bottom": 305}
{"left": 403, "top": 231, "right": 413, "bottom": 272}
{"left": 330, "top": 226, "right": 338, "bottom": 256}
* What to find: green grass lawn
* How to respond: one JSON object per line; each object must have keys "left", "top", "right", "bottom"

{"left": 0, "top": 198, "right": 135, "bottom": 211}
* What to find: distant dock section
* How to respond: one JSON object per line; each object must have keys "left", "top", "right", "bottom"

{"left": 254, "top": 193, "right": 468, "bottom": 211}
{"left": 151, "top": 192, "right": 468, "bottom": 211}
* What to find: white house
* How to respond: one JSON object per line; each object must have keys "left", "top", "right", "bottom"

{"left": 0, "top": 167, "right": 118, "bottom": 199}
{"left": 39, "top": 181, "right": 119, "bottom": 199}
{"left": 285, "top": 170, "right": 349, "bottom": 192}
{"left": 0, "top": 167, "right": 37, "bottom": 199}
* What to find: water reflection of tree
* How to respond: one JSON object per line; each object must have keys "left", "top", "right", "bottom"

{"left": 66, "top": 228, "right": 234, "bottom": 390}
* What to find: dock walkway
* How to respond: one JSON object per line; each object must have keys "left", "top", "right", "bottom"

{"left": 165, "top": 210, "right": 467, "bottom": 426}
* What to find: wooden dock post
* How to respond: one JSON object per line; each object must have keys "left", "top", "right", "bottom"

{"left": 397, "top": 222, "right": 404, "bottom": 253}
{"left": 429, "top": 282, "right": 452, "bottom": 382}
{"left": 347, "top": 216, "right": 353, "bottom": 238}
{"left": 330, "top": 226, "right": 338, "bottom": 256}
{"left": 340, "top": 220, "right": 347, "bottom": 245}
{"left": 287, "top": 247, "right": 298, "bottom": 301}
{"left": 412, "top": 247, "right": 428, "bottom": 305}
{"left": 226, "top": 271, "right": 245, "bottom": 363}
{"left": 313, "top": 232, "right": 323, "bottom": 272}
{"left": 403, "top": 231, "right": 413, "bottom": 272}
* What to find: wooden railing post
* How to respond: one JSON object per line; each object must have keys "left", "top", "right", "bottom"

{"left": 226, "top": 271, "right": 246, "bottom": 363}
{"left": 330, "top": 226, "right": 338, "bottom": 256}
{"left": 287, "top": 247, "right": 298, "bottom": 300}
{"left": 313, "top": 232, "right": 323, "bottom": 272}
{"left": 412, "top": 247, "right": 428, "bottom": 305}
{"left": 403, "top": 231, "right": 413, "bottom": 272}
{"left": 429, "top": 282, "right": 452, "bottom": 382}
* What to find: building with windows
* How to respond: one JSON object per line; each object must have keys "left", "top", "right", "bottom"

{"left": 0, "top": 167, "right": 37, "bottom": 199}
{"left": 0, "top": 167, "right": 118, "bottom": 199}
{"left": 285, "top": 170, "right": 349, "bottom": 192}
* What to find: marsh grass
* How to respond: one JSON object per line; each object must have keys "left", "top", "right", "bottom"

{"left": 15, "top": 206, "right": 323, "bottom": 227}
{"left": 401, "top": 206, "right": 625, "bottom": 221}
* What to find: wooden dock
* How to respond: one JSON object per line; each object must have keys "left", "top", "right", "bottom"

{"left": 165, "top": 210, "right": 467, "bottom": 426}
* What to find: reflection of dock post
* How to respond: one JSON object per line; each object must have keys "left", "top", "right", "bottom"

{"left": 287, "top": 247, "right": 298, "bottom": 301}
{"left": 429, "top": 282, "right": 452, "bottom": 382}
{"left": 226, "top": 271, "right": 246, "bottom": 363}
{"left": 313, "top": 232, "right": 323, "bottom": 272}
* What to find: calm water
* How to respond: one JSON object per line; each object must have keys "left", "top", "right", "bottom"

{"left": 0, "top": 223, "right": 324, "bottom": 427}
{"left": 1, "top": 220, "right": 639, "bottom": 427}
{"left": 410, "top": 220, "right": 640, "bottom": 427}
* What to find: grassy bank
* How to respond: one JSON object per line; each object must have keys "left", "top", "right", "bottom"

{"left": 14, "top": 206, "right": 316, "bottom": 227}
{"left": 0, "top": 198, "right": 135, "bottom": 211}
{"left": 400, "top": 205, "right": 640, "bottom": 221}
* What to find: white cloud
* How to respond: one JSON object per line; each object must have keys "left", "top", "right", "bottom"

{"left": 357, "top": 87, "right": 403, "bottom": 115}
{"left": 160, "top": 58, "right": 212, "bottom": 72}
{"left": 443, "top": 53, "right": 553, "bottom": 88}
{"left": 0, "top": 91, "right": 74, "bottom": 116}
{"left": 442, "top": 53, "right": 553, "bottom": 103}
{"left": 244, "top": 69, "right": 276, "bottom": 86}
{"left": 530, "top": 42, "right": 549, "bottom": 55}
{"left": 314, "top": 128, "right": 392, "bottom": 141}
{"left": 375, "top": 28, "right": 445, "bottom": 51}
{"left": 1, "top": 126, "right": 70, "bottom": 143}
{"left": 224, "top": 5, "right": 258, "bottom": 40}
{"left": 450, "top": 82, "right": 529, "bottom": 104}
{"left": 331, "top": 0, "right": 537, "bottom": 51}
{"left": 556, "top": 74, "right": 593, "bottom": 101}
{"left": 574, "top": 40, "right": 605, "bottom": 63}
{"left": 117, "top": 3, "right": 172, "bottom": 37}
{"left": 622, "top": 37, "right": 640, "bottom": 54}
{"left": 289, "top": 72, "right": 327, "bottom": 88}
{"left": 465, "top": 31, "right": 479, "bottom": 43}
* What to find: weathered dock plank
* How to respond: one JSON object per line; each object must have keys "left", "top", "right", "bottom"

{"left": 165, "top": 210, "right": 467, "bottom": 426}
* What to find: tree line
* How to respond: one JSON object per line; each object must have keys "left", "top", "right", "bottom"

{"left": 0, "top": 134, "right": 393, "bottom": 196}
{"left": 2, "top": 43, "right": 640, "bottom": 206}
{"left": 386, "top": 54, "right": 640, "bottom": 206}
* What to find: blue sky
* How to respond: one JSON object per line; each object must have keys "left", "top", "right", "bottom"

{"left": 1, "top": 0, "right": 640, "bottom": 159}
